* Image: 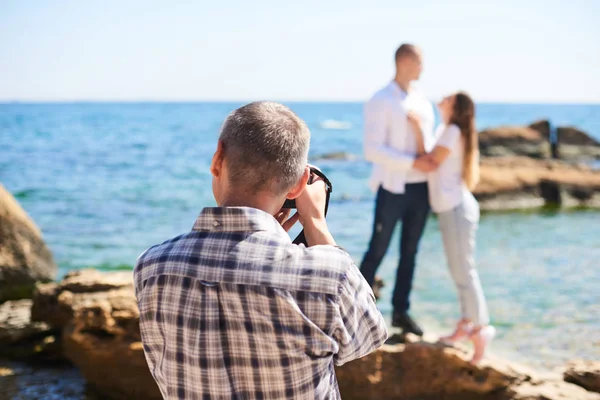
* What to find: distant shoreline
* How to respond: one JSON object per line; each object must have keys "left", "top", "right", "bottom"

{"left": 2, "top": 100, "right": 600, "bottom": 106}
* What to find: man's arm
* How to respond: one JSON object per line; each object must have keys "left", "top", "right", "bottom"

{"left": 332, "top": 260, "right": 388, "bottom": 366}
{"left": 363, "top": 96, "right": 416, "bottom": 171}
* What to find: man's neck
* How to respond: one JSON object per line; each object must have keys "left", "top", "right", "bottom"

{"left": 219, "top": 192, "right": 282, "bottom": 216}
{"left": 394, "top": 76, "right": 411, "bottom": 93}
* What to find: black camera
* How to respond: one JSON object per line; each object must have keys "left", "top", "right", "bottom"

{"left": 282, "top": 165, "right": 333, "bottom": 209}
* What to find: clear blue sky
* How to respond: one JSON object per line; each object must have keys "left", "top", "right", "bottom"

{"left": 1, "top": 0, "right": 599, "bottom": 103}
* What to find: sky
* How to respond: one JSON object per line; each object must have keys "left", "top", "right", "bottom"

{"left": 1, "top": 0, "right": 599, "bottom": 103}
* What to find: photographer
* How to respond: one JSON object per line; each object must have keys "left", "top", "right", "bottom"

{"left": 134, "top": 101, "right": 388, "bottom": 399}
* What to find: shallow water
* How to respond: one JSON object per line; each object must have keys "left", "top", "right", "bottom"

{"left": 1, "top": 102, "right": 599, "bottom": 373}
{"left": 0, "top": 361, "right": 91, "bottom": 400}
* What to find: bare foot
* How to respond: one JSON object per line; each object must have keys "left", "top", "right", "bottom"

{"left": 470, "top": 325, "right": 496, "bottom": 364}
{"left": 440, "top": 319, "right": 472, "bottom": 344}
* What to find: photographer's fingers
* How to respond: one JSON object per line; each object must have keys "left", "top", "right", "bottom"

{"left": 282, "top": 212, "right": 300, "bottom": 232}
{"left": 275, "top": 208, "right": 291, "bottom": 225}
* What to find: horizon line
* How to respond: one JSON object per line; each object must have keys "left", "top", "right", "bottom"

{"left": 2, "top": 99, "right": 600, "bottom": 106}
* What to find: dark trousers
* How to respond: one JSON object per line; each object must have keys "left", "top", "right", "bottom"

{"left": 360, "top": 183, "right": 430, "bottom": 313}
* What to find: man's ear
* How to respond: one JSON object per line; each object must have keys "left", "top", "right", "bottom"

{"left": 210, "top": 140, "right": 225, "bottom": 178}
{"left": 286, "top": 166, "right": 310, "bottom": 200}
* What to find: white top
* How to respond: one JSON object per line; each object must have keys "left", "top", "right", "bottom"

{"left": 428, "top": 123, "right": 467, "bottom": 213}
{"left": 364, "top": 81, "right": 435, "bottom": 194}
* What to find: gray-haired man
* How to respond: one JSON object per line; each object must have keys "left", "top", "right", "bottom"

{"left": 134, "top": 102, "right": 387, "bottom": 399}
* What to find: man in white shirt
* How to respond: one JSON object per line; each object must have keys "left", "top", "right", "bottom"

{"left": 360, "top": 44, "right": 435, "bottom": 336}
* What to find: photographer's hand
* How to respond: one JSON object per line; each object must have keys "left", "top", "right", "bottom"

{"left": 295, "top": 179, "right": 336, "bottom": 247}
{"left": 275, "top": 208, "right": 300, "bottom": 232}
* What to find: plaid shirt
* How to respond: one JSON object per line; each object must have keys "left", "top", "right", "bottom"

{"left": 134, "top": 207, "right": 387, "bottom": 400}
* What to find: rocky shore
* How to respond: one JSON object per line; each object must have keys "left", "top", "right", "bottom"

{"left": 314, "top": 119, "right": 600, "bottom": 211}
{"left": 1, "top": 269, "right": 599, "bottom": 400}
{"left": 2, "top": 120, "right": 600, "bottom": 399}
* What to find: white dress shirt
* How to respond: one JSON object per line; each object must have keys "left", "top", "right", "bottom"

{"left": 363, "top": 81, "right": 435, "bottom": 194}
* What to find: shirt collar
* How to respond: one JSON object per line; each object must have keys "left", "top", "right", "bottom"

{"left": 192, "top": 207, "right": 289, "bottom": 238}
{"left": 389, "top": 80, "right": 409, "bottom": 98}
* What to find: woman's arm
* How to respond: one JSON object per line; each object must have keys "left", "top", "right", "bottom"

{"left": 424, "top": 146, "right": 451, "bottom": 169}
{"left": 410, "top": 118, "right": 458, "bottom": 171}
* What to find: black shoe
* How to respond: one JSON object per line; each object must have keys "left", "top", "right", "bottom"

{"left": 391, "top": 312, "right": 424, "bottom": 336}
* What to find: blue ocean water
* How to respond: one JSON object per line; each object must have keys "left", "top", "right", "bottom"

{"left": 1, "top": 102, "right": 599, "bottom": 369}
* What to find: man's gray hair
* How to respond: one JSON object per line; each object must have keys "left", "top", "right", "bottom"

{"left": 219, "top": 101, "right": 310, "bottom": 195}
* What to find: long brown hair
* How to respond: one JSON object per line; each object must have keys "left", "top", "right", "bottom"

{"left": 449, "top": 92, "right": 479, "bottom": 190}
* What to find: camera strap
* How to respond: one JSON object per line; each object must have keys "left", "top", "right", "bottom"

{"left": 292, "top": 167, "right": 333, "bottom": 246}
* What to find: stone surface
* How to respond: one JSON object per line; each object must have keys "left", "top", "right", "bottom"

{"left": 0, "top": 300, "right": 50, "bottom": 344}
{"left": 31, "top": 269, "right": 600, "bottom": 400}
{"left": 564, "top": 360, "right": 600, "bottom": 394}
{"left": 336, "top": 334, "right": 529, "bottom": 400}
{"left": 63, "top": 327, "right": 160, "bottom": 400}
{"left": 505, "top": 379, "right": 600, "bottom": 400}
{"left": 311, "top": 151, "right": 358, "bottom": 161}
{"left": 0, "top": 183, "right": 57, "bottom": 302}
{"left": 475, "top": 157, "right": 600, "bottom": 210}
{"left": 0, "top": 299, "right": 59, "bottom": 360}
{"left": 60, "top": 269, "right": 134, "bottom": 293}
{"left": 479, "top": 125, "right": 549, "bottom": 159}
{"left": 480, "top": 120, "right": 600, "bottom": 160}
{"left": 32, "top": 269, "right": 159, "bottom": 399}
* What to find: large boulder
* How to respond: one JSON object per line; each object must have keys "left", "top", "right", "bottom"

{"left": 32, "top": 269, "right": 161, "bottom": 400}
{"left": 479, "top": 120, "right": 600, "bottom": 160}
{"left": 336, "top": 336, "right": 524, "bottom": 400}
{"left": 564, "top": 360, "right": 600, "bottom": 394}
{"left": 529, "top": 120, "right": 600, "bottom": 147}
{"left": 0, "top": 183, "right": 57, "bottom": 302}
{"left": 479, "top": 125, "right": 549, "bottom": 159}
{"left": 475, "top": 156, "right": 600, "bottom": 210}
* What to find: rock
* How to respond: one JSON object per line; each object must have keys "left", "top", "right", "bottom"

{"left": 475, "top": 157, "right": 600, "bottom": 210}
{"left": 528, "top": 120, "right": 551, "bottom": 138}
{"left": 32, "top": 269, "right": 159, "bottom": 399}
{"left": 564, "top": 360, "right": 600, "bottom": 394}
{"left": 481, "top": 120, "right": 600, "bottom": 161}
{"left": 31, "top": 269, "right": 135, "bottom": 329}
{"left": 0, "top": 299, "right": 59, "bottom": 360}
{"left": 505, "top": 380, "right": 600, "bottom": 400}
{"left": 336, "top": 334, "right": 600, "bottom": 400}
{"left": 311, "top": 151, "right": 358, "bottom": 161}
{"left": 336, "top": 337, "right": 525, "bottom": 400}
{"left": 0, "top": 299, "right": 50, "bottom": 344}
{"left": 31, "top": 269, "right": 600, "bottom": 400}
{"left": 479, "top": 125, "right": 549, "bottom": 159}
{"left": 63, "top": 327, "right": 160, "bottom": 400}
{"left": 60, "top": 268, "right": 133, "bottom": 293}
{"left": 556, "top": 126, "right": 600, "bottom": 147}
{"left": 0, "top": 183, "right": 57, "bottom": 302}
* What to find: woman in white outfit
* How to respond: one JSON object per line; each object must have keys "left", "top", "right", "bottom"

{"left": 408, "top": 92, "right": 495, "bottom": 364}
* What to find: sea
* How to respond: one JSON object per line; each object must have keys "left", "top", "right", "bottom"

{"left": 1, "top": 102, "right": 599, "bottom": 377}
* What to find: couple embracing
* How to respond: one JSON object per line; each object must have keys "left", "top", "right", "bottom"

{"left": 360, "top": 44, "right": 495, "bottom": 364}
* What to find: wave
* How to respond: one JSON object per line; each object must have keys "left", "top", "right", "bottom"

{"left": 319, "top": 119, "right": 352, "bottom": 130}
